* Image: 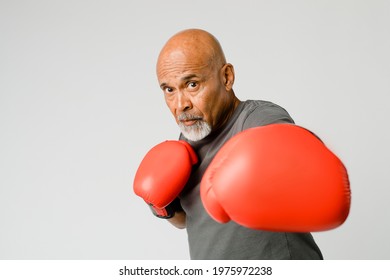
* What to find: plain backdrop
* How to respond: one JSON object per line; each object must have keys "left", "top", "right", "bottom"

{"left": 1, "top": 0, "right": 389, "bottom": 260}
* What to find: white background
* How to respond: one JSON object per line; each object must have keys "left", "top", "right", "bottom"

{"left": 0, "top": 0, "right": 389, "bottom": 260}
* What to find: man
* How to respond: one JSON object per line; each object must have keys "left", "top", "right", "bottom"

{"left": 134, "top": 29, "right": 350, "bottom": 259}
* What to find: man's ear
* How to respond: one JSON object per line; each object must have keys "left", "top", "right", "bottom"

{"left": 221, "top": 63, "right": 235, "bottom": 91}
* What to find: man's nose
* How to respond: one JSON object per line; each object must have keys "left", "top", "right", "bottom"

{"left": 176, "top": 91, "right": 192, "bottom": 113}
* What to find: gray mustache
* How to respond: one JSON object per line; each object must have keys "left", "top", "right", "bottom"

{"left": 178, "top": 113, "right": 203, "bottom": 122}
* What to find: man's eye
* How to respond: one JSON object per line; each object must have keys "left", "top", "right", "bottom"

{"left": 188, "top": 82, "right": 198, "bottom": 88}
{"left": 164, "top": 87, "right": 173, "bottom": 93}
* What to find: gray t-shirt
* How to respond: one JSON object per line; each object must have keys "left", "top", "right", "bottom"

{"left": 179, "top": 100, "right": 323, "bottom": 260}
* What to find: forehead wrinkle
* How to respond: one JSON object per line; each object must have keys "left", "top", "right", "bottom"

{"left": 157, "top": 58, "right": 211, "bottom": 86}
{"left": 157, "top": 42, "right": 218, "bottom": 75}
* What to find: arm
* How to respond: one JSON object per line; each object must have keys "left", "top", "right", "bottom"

{"left": 167, "top": 211, "right": 187, "bottom": 229}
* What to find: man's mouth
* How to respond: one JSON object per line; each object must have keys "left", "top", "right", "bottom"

{"left": 180, "top": 118, "right": 202, "bottom": 126}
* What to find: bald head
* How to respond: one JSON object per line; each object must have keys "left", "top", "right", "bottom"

{"left": 157, "top": 29, "right": 226, "bottom": 75}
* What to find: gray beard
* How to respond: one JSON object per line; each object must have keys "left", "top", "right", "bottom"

{"left": 178, "top": 115, "right": 212, "bottom": 141}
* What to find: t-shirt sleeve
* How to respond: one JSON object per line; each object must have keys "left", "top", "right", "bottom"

{"left": 242, "top": 102, "right": 294, "bottom": 130}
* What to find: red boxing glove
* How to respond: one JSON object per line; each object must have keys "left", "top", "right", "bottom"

{"left": 200, "top": 124, "right": 351, "bottom": 232}
{"left": 134, "top": 140, "right": 198, "bottom": 218}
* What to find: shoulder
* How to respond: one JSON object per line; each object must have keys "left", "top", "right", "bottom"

{"left": 239, "top": 100, "right": 295, "bottom": 130}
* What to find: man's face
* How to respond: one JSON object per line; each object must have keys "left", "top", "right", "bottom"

{"left": 157, "top": 50, "right": 230, "bottom": 141}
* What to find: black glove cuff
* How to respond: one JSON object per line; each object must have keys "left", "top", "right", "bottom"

{"left": 149, "top": 198, "right": 183, "bottom": 219}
